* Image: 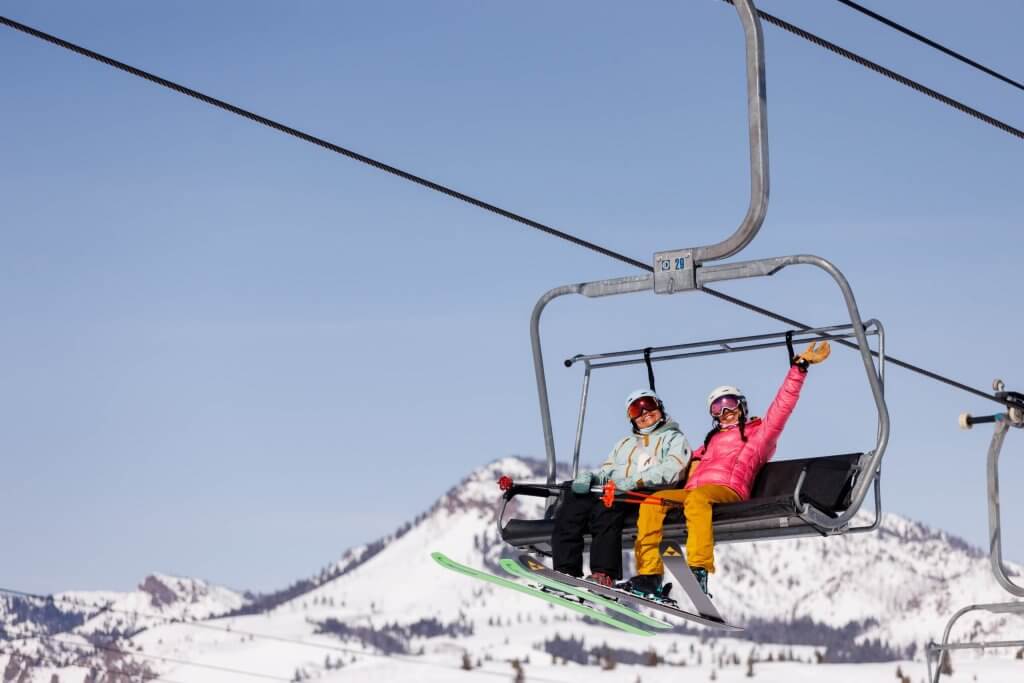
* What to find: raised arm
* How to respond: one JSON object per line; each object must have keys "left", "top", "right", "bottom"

{"left": 758, "top": 340, "right": 831, "bottom": 451}
{"left": 758, "top": 364, "right": 807, "bottom": 448}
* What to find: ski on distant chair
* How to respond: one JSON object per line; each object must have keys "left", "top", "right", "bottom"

{"left": 514, "top": 553, "right": 743, "bottom": 632}
{"left": 498, "top": 558, "right": 672, "bottom": 631}
{"left": 430, "top": 552, "right": 653, "bottom": 636}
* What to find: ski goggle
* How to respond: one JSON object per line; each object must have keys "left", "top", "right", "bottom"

{"left": 710, "top": 395, "right": 742, "bottom": 417}
{"left": 627, "top": 396, "right": 661, "bottom": 420}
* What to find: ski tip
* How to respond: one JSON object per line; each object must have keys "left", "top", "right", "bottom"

{"left": 704, "top": 618, "right": 744, "bottom": 632}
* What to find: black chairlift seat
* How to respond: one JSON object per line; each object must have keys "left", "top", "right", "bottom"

{"left": 499, "top": 452, "right": 868, "bottom": 556}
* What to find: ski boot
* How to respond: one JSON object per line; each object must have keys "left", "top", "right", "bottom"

{"left": 690, "top": 566, "right": 710, "bottom": 596}
{"left": 617, "top": 574, "right": 673, "bottom": 601}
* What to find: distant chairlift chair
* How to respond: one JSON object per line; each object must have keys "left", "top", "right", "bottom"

{"left": 926, "top": 384, "right": 1024, "bottom": 683}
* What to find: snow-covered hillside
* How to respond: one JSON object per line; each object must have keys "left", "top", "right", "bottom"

{"left": 1, "top": 456, "right": 1022, "bottom": 683}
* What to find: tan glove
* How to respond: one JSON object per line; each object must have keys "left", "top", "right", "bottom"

{"left": 796, "top": 341, "right": 831, "bottom": 365}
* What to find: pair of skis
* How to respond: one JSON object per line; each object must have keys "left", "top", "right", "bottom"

{"left": 433, "top": 542, "right": 741, "bottom": 635}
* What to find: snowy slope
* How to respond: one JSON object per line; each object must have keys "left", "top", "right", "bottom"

{"left": 2, "top": 455, "right": 1022, "bottom": 683}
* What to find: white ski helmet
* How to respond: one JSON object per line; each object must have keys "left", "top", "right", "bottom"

{"left": 706, "top": 385, "right": 747, "bottom": 417}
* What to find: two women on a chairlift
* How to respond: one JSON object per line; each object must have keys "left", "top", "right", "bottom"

{"left": 551, "top": 340, "right": 831, "bottom": 597}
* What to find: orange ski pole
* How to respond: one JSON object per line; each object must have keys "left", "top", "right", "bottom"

{"left": 600, "top": 480, "right": 683, "bottom": 509}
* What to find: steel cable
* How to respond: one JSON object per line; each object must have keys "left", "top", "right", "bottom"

{"left": 720, "top": 0, "right": 1024, "bottom": 140}
{"left": 0, "top": 13, "right": 1007, "bottom": 404}
{"left": 833, "top": 0, "right": 1024, "bottom": 93}
{"left": 0, "top": 15, "right": 648, "bottom": 273}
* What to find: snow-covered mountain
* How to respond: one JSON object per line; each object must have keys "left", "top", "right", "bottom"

{"left": 0, "top": 574, "right": 247, "bottom": 640}
{"left": 2, "top": 456, "right": 1022, "bottom": 683}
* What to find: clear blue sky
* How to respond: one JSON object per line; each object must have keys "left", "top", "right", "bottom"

{"left": 2, "top": 0, "right": 1021, "bottom": 594}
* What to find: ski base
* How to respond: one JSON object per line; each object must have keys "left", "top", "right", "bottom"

{"left": 430, "top": 552, "right": 653, "bottom": 636}
{"left": 499, "top": 558, "right": 671, "bottom": 631}
{"left": 515, "top": 554, "right": 743, "bottom": 632}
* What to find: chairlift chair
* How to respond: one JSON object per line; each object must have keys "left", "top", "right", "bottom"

{"left": 497, "top": 0, "right": 890, "bottom": 559}
{"left": 499, "top": 321, "right": 888, "bottom": 555}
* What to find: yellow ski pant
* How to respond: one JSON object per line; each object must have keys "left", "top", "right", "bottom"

{"left": 634, "top": 484, "right": 741, "bottom": 575}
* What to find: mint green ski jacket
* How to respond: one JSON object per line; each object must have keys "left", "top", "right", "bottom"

{"left": 594, "top": 420, "right": 693, "bottom": 488}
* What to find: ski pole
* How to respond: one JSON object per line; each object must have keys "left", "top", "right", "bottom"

{"left": 600, "top": 480, "right": 684, "bottom": 510}
{"left": 496, "top": 476, "right": 683, "bottom": 509}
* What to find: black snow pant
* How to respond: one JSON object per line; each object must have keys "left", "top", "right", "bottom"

{"left": 551, "top": 491, "right": 628, "bottom": 580}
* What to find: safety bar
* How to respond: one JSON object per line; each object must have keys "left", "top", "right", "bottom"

{"left": 530, "top": 254, "right": 890, "bottom": 534}
{"left": 565, "top": 322, "right": 870, "bottom": 367}
{"left": 926, "top": 602, "right": 1024, "bottom": 683}
{"left": 566, "top": 324, "right": 878, "bottom": 371}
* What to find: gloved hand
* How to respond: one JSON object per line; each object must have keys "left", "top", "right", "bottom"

{"left": 571, "top": 471, "right": 594, "bottom": 494}
{"left": 794, "top": 340, "right": 831, "bottom": 368}
{"left": 611, "top": 475, "right": 638, "bottom": 491}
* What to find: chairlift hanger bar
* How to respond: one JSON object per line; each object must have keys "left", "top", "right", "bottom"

{"left": 0, "top": 14, "right": 1005, "bottom": 405}
{"left": 584, "top": 333, "right": 861, "bottom": 371}
{"left": 564, "top": 322, "right": 874, "bottom": 367}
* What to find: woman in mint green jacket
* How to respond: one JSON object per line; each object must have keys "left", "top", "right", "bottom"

{"left": 551, "top": 390, "right": 692, "bottom": 586}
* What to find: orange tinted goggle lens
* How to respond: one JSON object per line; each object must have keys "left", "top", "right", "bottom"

{"left": 627, "top": 396, "right": 660, "bottom": 419}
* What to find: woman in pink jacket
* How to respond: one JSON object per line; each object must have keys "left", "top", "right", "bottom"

{"left": 623, "top": 341, "right": 831, "bottom": 598}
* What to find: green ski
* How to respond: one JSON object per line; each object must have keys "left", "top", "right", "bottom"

{"left": 431, "top": 552, "right": 653, "bottom": 636}
{"left": 498, "top": 558, "right": 671, "bottom": 631}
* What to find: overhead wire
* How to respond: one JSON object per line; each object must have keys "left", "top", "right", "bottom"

{"left": 0, "top": 16, "right": 645, "bottom": 275}
{"left": 832, "top": 0, "right": 1024, "bottom": 93}
{"left": 0, "top": 587, "right": 580, "bottom": 683}
{"left": 37, "top": 633, "right": 291, "bottom": 682}
{"left": 719, "top": 0, "right": 1024, "bottom": 141}
{"left": 0, "top": 10, "right": 1009, "bottom": 407}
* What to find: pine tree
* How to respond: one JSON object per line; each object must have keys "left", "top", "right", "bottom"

{"left": 511, "top": 658, "right": 525, "bottom": 683}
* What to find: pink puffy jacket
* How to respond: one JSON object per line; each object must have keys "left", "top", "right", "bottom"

{"left": 684, "top": 365, "right": 807, "bottom": 500}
